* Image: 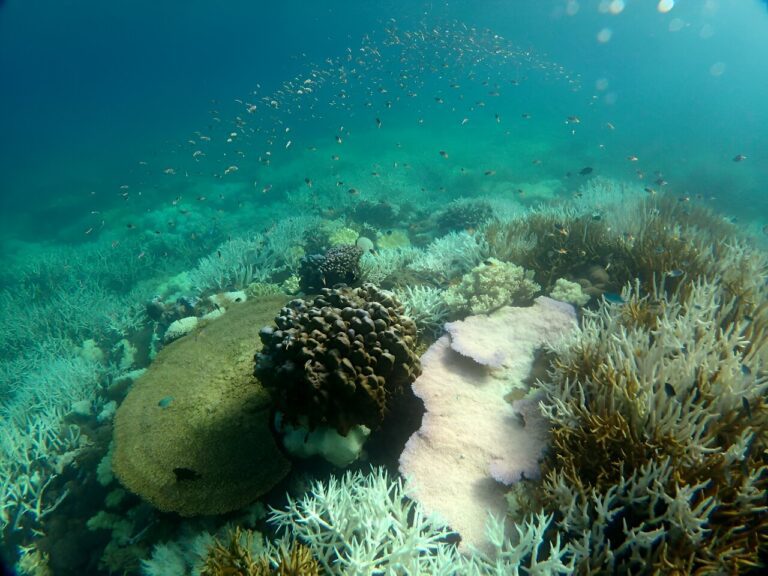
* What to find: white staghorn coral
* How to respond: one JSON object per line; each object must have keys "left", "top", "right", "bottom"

{"left": 394, "top": 284, "right": 449, "bottom": 336}
{"left": 408, "top": 231, "right": 488, "bottom": 281}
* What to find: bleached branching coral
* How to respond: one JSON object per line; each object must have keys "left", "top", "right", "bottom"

{"left": 408, "top": 231, "right": 488, "bottom": 282}
{"left": 268, "top": 467, "right": 458, "bottom": 575}
{"left": 188, "top": 236, "right": 277, "bottom": 293}
{"left": 394, "top": 284, "right": 449, "bottom": 337}
{"left": 269, "top": 467, "right": 576, "bottom": 576}
{"left": 533, "top": 278, "right": 768, "bottom": 573}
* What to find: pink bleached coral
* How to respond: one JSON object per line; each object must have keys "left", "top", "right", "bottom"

{"left": 399, "top": 297, "right": 576, "bottom": 553}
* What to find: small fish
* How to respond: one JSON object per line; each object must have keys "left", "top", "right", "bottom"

{"left": 644, "top": 187, "right": 657, "bottom": 196}
{"left": 434, "top": 97, "right": 444, "bottom": 104}
{"left": 579, "top": 166, "right": 594, "bottom": 175}
{"left": 439, "top": 150, "right": 449, "bottom": 159}
{"left": 335, "top": 181, "right": 345, "bottom": 187}
{"left": 733, "top": 154, "right": 747, "bottom": 162}
{"left": 554, "top": 248, "right": 569, "bottom": 255}
{"left": 285, "top": 140, "right": 292, "bottom": 149}
{"left": 741, "top": 364, "right": 752, "bottom": 376}
{"left": 331, "top": 154, "right": 340, "bottom": 161}
{"left": 375, "top": 118, "right": 382, "bottom": 128}
{"left": 158, "top": 396, "right": 174, "bottom": 408}
{"left": 223, "top": 165, "right": 239, "bottom": 175}
{"left": 521, "top": 113, "right": 531, "bottom": 119}
{"left": 262, "top": 184, "right": 272, "bottom": 194}
{"left": 532, "top": 159, "right": 542, "bottom": 165}
{"left": 348, "top": 188, "right": 359, "bottom": 195}
{"left": 461, "top": 117, "right": 469, "bottom": 125}
{"left": 664, "top": 382, "right": 676, "bottom": 397}
{"left": 603, "top": 292, "right": 625, "bottom": 304}
{"left": 666, "top": 269, "right": 685, "bottom": 278}
{"left": 304, "top": 177, "right": 312, "bottom": 188}
{"left": 335, "top": 135, "right": 343, "bottom": 144}
{"left": 742, "top": 396, "right": 752, "bottom": 419}
{"left": 655, "top": 178, "right": 668, "bottom": 186}
{"left": 627, "top": 155, "right": 638, "bottom": 162}
{"left": 606, "top": 122, "right": 615, "bottom": 130}
{"left": 484, "top": 170, "right": 496, "bottom": 176}
{"left": 495, "top": 113, "right": 501, "bottom": 123}
{"left": 566, "top": 115, "right": 581, "bottom": 124}
{"left": 163, "top": 168, "right": 176, "bottom": 175}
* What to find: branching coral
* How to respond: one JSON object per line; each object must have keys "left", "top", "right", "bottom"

{"left": 201, "top": 528, "right": 319, "bottom": 576}
{"left": 533, "top": 278, "right": 768, "bottom": 573}
{"left": 394, "top": 284, "right": 449, "bottom": 337}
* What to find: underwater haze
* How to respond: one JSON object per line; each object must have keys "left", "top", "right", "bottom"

{"left": 2, "top": 1, "right": 768, "bottom": 575}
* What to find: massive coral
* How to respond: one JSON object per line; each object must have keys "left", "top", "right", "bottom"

{"left": 112, "top": 296, "right": 291, "bottom": 516}
{"left": 255, "top": 284, "right": 420, "bottom": 435}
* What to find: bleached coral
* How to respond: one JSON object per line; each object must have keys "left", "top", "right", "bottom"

{"left": 549, "top": 278, "right": 590, "bottom": 307}
{"left": 394, "top": 284, "right": 449, "bottom": 337}
{"left": 188, "top": 236, "right": 275, "bottom": 293}
{"left": 359, "top": 247, "right": 418, "bottom": 286}
{"left": 443, "top": 258, "right": 540, "bottom": 315}
{"left": 533, "top": 278, "right": 768, "bottom": 572}
{"left": 268, "top": 467, "right": 457, "bottom": 574}
{"left": 408, "top": 231, "right": 488, "bottom": 281}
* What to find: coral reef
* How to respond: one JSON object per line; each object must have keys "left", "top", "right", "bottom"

{"left": 298, "top": 244, "right": 364, "bottom": 292}
{"left": 442, "top": 258, "right": 540, "bottom": 316}
{"left": 113, "top": 296, "right": 291, "bottom": 516}
{"left": 255, "top": 284, "right": 420, "bottom": 435}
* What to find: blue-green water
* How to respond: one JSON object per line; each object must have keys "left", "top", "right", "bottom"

{"left": 1, "top": 1, "right": 767, "bottom": 574}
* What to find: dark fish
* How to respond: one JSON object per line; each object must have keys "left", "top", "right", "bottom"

{"left": 375, "top": 117, "right": 382, "bottom": 128}
{"left": 733, "top": 154, "right": 747, "bottom": 162}
{"left": 742, "top": 396, "right": 752, "bottom": 419}
{"left": 173, "top": 467, "right": 202, "bottom": 482}
{"left": 741, "top": 364, "right": 752, "bottom": 376}
{"left": 664, "top": 382, "right": 676, "bottom": 397}
{"left": 439, "top": 150, "right": 449, "bottom": 158}
{"left": 579, "top": 166, "right": 593, "bottom": 175}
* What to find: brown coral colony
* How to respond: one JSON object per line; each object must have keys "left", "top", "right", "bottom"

{"left": 255, "top": 284, "right": 421, "bottom": 435}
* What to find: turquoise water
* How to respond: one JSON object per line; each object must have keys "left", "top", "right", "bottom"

{"left": 1, "top": 1, "right": 768, "bottom": 574}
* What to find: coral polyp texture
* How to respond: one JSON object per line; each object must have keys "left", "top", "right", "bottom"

{"left": 533, "top": 278, "right": 768, "bottom": 573}
{"left": 255, "top": 284, "right": 421, "bottom": 435}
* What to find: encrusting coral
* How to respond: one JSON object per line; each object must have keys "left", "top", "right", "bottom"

{"left": 255, "top": 284, "right": 421, "bottom": 435}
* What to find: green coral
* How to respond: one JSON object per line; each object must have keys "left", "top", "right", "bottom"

{"left": 443, "top": 258, "right": 540, "bottom": 315}
{"left": 328, "top": 226, "right": 359, "bottom": 246}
